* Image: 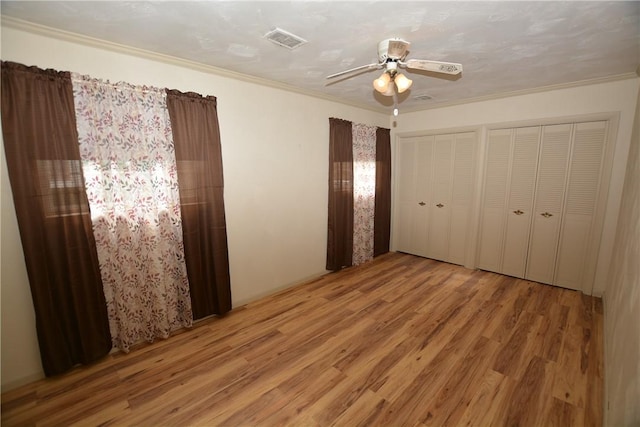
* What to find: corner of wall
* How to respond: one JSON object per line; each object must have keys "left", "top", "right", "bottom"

{"left": 601, "top": 77, "right": 640, "bottom": 427}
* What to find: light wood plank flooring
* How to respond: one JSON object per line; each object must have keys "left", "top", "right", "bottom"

{"left": 1, "top": 252, "right": 603, "bottom": 426}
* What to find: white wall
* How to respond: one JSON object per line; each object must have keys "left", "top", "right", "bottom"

{"left": 603, "top": 84, "right": 640, "bottom": 427}
{"left": 1, "top": 132, "right": 44, "bottom": 389}
{"left": 0, "top": 25, "right": 389, "bottom": 390}
{"left": 392, "top": 77, "right": 640, "bottom": 296}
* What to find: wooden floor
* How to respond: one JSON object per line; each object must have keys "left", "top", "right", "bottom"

{"left": 2, "top": 252, "right": 603, "bottom": 426}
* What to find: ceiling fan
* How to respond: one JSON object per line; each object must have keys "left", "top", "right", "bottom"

{"left": 326, "top": 38, "right": 463, "bottom": 115}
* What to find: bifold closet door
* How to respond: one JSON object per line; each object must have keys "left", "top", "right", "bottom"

{"left": 422, "top": 132, "right": 476, "bottom": 264}
{"left": 476, "top": 129, "right": 511, "bottom": 272}
{"left": 425, "top": 134, "right": 453, "bottom": 261}
{"left": 477, "top": 120, "right": 610, "bottom": 292}
{"left": 395, "top": 136, "right": 433, "bottom": 257}
{"left": 448, "top": 132, "right": 476, "bottom": 265}
{"left": 477, "top": 127, "right": 540, "bottom": 277}
{"left": 525, "top": 124, "right": 573, "bottom": 284}
{"left": 554, "top": 121, "right": 607, "bottom": 290}
{"left": 501, "top": 127, "right": 540, "bottom": 278}
{"left": 395, "top": 132, "right": 476, "bottom": 265}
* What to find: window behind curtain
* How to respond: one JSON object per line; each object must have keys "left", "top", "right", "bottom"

{"left": 1, "top": 61, "right": 112, "bottom": 376}
{"left": 327, "top": 118, "right": 354, "bottom": 271}
{"left": 166, "top": 90, "right": 232, "bottom": 319}
{"left": 71, "top": 74, "right": 193, "bottom": 352}
{"left": 36, "top": 160, "right": 89, "bottom": 217}
{"left": 326, "top": 119, "right": 391, "bottom": 271}
{"left": 374, "top": 127, "right": 391, "bottom": 256}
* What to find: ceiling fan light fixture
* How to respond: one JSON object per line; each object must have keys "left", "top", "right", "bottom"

{"left": 394, "top": 73, "right": 413, "bottom": 93}
{"left": 324, "top": 38, "right": 462, "bottom": 112}
{"left": 373, "top": 72, "right": 391, "bottom": 93}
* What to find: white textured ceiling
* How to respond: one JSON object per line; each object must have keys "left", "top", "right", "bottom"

{"left": 1, "top": 1, "right": 639, "bottom": 113}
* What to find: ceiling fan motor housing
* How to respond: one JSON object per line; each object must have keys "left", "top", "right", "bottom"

{"left": 378, "top": 38, "right": 410, "bottom": 62}
{"left": 385, "top": 61, "right": 399, "bottom": 76}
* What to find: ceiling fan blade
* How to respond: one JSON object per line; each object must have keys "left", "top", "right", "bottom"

{"left": 403, "top": 59, "right": 463, "bottom": 75}
{"left": 326, "top": 62, "right": 383, "bottom": 79}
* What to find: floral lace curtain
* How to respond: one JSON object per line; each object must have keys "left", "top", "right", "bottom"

{"left": 72, "top": 74, "right": 193, "bottom": 351}
{"left": 352, "top": 123, "right": 377, "bottom": 265}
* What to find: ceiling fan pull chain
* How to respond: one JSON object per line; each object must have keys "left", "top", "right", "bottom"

{"left": 392, "top": 89, "right": 399, "bottom": 116}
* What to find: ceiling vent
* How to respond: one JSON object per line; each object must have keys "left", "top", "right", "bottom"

{"left": 264, "top": 28, "right": 307, "bottom": 50}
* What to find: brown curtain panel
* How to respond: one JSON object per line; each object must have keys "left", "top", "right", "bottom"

{"left": 374, "top": 127, "right": 391, "bottom": 256}
{"left": 165, "top": 90, "right": 232, "bottom": 319}
{"left": 326, "top": 118, "right": 354, "bottom": 271}
{"left": 1, "top": 61, "right": 111, "bottom": 376}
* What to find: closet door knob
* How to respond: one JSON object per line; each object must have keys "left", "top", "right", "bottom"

{"left": 436, "top": 203, "right": 444, "bottom": 208}
{"left": 513, "top": 210, "right": 524, "bottom": 215}
{"left": 541, "top": 212, "right": 553, "bottom": 218}
{"left": 418, "top": 201, "right": 426, "bottom": 206}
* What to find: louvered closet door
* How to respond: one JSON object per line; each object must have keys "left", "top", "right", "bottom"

{"left": 525, "top": 124, "right": 572, "bottom": 284}
{"left": 426, "top": 134, "right": 454, "bottom": 261}
{"left": 414, "top": 138, "right": 434, "bottom": 257}
{"left": 395, "top": 136, "right": 433, "bottom": 257}
{"left": 554, "top": 121, "right": 607, "bottom": 291}
{"left": 477, "top": 129, "right": 512, "bottom": 272}
{"left": 448, "top": 132, "right": 476, "bottom": 265}
{"left": 395, "top": 139, "right": 417, "bottom": 253}
{"left": 501, "top": 127, "right": 540, "bottom": 278}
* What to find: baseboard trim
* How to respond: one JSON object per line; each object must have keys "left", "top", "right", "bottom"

{"left": 1, "top": 371, "right": 45, "bottom": 393}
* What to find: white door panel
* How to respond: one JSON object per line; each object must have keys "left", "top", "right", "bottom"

{"left": 554, "top": 121, "right": 607, "bottom": 291}
{"left": 526, "top": 213, "right": 562, "bottom": 284}
{"left": 526, "top": 124, "right": 572, "bottom": 283}
{"left": 477, "top": 129, "right": 511, "bottom": 273}
{"left": 554, "top": 214, "right": 592, "bottom": 290}
{"left": 501, "top": 126, "right": 540, "bottom": 277}
{"left": 501, "top": 210, "right": 533, "bottom": 278}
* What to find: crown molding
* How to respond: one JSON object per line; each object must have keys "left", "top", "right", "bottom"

{"left": 402, "top": 72, "right": 639, "bottom": 114}
{"left": 1, "top": 16, "right": 388, "bottom": 114}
